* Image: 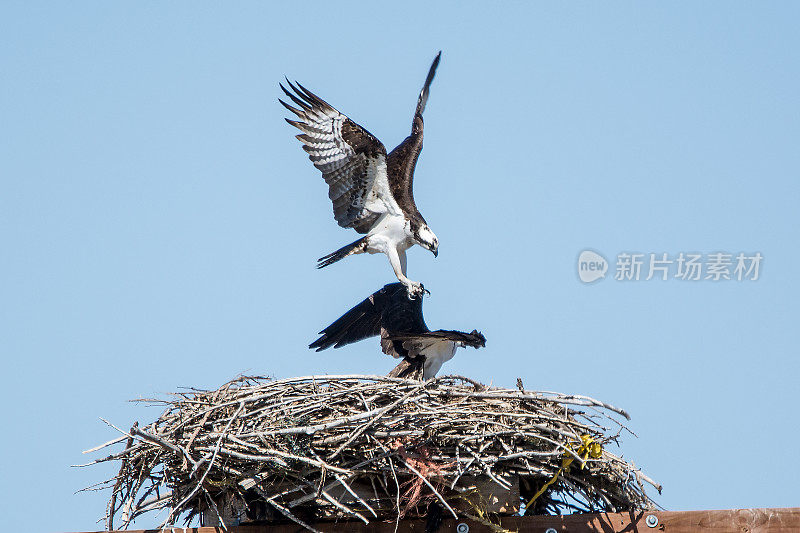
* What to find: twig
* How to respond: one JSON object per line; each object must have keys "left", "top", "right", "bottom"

{"left": 84, "top": 375, "right": 658, "bottom": 530}
{"left": 399, "top": 459, "right": 458, "bottom": 519}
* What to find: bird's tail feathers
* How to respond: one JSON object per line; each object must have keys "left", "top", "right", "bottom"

{"left": 317, "top": 237, "right": 368, "bottom": 269}
{"left": 387, "top": 358, "right": 424, "bottom": 380}
{"left": 416, "top": 51, "right": 441, "bottom": 117}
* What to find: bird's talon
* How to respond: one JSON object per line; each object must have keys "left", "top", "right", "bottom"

{"left": 406, "top": 283, "right": 426, "bottom": 299}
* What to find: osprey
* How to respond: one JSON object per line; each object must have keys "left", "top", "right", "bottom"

{"left": 280, "top": 53, "right": 442, "bottom": 296}
{"left": 310, "top": 283, "right": 486, "bottom": 380}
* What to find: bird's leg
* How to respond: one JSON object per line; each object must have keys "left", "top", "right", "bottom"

{"left": 400, "top": 248, "right": 429, "bottom": 295}
{"left": 398, "top": 248, "right": 408, "bottom": 276}
{"left": 387, "top": 247, "right": 424, "bottom": 297}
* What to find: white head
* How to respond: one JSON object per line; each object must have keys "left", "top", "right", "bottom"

{"left": 415, "top": 224, "right": 439, "bottom": 257}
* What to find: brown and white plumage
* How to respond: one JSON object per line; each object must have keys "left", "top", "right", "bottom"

{"left": 280, "top": 53, "right": 442, "bottom": 295}
{"left": 309, "top": 282, "right": 486, "bottom": 380}
{"left": 280, "top": 81, "right": 393, "bottom": 233}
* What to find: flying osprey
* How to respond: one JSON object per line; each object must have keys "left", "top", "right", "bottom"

{"left": 280, "top": 53, "right": 442, "bottom": 296}
{"left": 310, "top": 283, "right": 485, "bottom": 380}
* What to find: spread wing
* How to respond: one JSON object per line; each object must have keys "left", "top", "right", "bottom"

{"left": 388, "top": 329, "right": 486, "bottom": 356}
{"left": 309, "top": 283, "right": 412, "bottom": 351}
{"left": 310, "top": 282, "right": 429, "bottom": 358}
{"left": 386, "top": 51, "right": 441, "bottom": 218}
{"left": 280, "top": 81, "right": 398, "bottom": 233}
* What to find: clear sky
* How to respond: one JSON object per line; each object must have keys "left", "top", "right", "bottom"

{"left": 2, "top": 2, "right": 799, "bottom": 531}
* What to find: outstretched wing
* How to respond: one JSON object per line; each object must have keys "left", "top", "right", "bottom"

{"left": 310, "top": 282, "right": 430, "bottom": 359}
{"left": 386, "top": 328, "right": 483, "bottom": 381}
{"left": 386, "top": 51, "right": 441, "bottom": 218}
{"left": 309, "top": 283, "right": 411, "bottom": 351}
{"left": 388, "top": 329, "right": 486, "bottom": 356}
{"left": 280, "top": 81, "right": 399, "bottom": 233}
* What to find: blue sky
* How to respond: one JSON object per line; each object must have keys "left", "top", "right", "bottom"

{"left": 2, "top": 2, "right": 799, "bottom": 531}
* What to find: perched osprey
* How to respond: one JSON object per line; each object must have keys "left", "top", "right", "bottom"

{"left": 280, "top": 53, "right": 442, "bottom": 296}
{"left": 309, "top": 283, "right": 486, "bottom": 380}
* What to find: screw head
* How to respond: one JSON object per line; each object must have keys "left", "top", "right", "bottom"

{"left": 456, "top": 524, "right": 470, "bottom": 533}
{"left": 645, "top": 514, "right": 659, "bottom": 528}
{"left": 545, "top": 529, "right": 558, "bottom": 533}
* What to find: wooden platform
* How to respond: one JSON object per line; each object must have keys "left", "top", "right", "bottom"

{"left": 71, "top": 507, "right": 800, "bottom": 532}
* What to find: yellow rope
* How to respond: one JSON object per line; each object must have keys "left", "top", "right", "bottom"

{"left": 461, "top": 511, "right": 516, "bottom": 533}
{"left": 451, "top": 488, "right": 515, "bottom": 533}
{"left": 524, "top": 434, "right": 602, "bottom": 510}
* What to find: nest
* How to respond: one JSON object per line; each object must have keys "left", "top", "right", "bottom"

{"left": 84, "top": 375, "right": 660, "bottom": 531}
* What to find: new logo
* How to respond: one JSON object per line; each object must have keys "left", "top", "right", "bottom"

{"left": 578, "top": 250, "right": 608, "bottom": 283}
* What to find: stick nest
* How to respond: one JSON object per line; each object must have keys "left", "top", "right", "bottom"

{"left": 84, "top": 375, "right": 660, "bottom": 531}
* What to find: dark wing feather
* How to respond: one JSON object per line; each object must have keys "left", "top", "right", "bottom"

{"left": 309, "top": 282, "right": 432, "bottom": 359}
{"left": 388, "top": 329, "right": 486, "bottom": 355}
{"left": 381, "top": 286, "right": 429, "bottom": 334}
{"left": 378, "top": 285, "right": 429, "bottom": 358}
{"left": 386, "top": 51, "right": 441, "bottom": 221}
{"left": 309, "top": 287, "right": 388, "bottom": 351}
{"left": 309, "top": 283, "right": 414, "bottom": 351}
{"left": 416, "top": 51, "right": 441, "bottom": 117}
{"left": 280, "top": 81, "right": 392, "bottom": 232}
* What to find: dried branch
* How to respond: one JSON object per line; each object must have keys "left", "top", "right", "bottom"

{"left": 83, "top": 375, "right": 658, "bottom": 530}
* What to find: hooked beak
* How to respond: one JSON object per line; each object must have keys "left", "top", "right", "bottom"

{"left": 432, "top": 247, "right": 438, "bottom": 258}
